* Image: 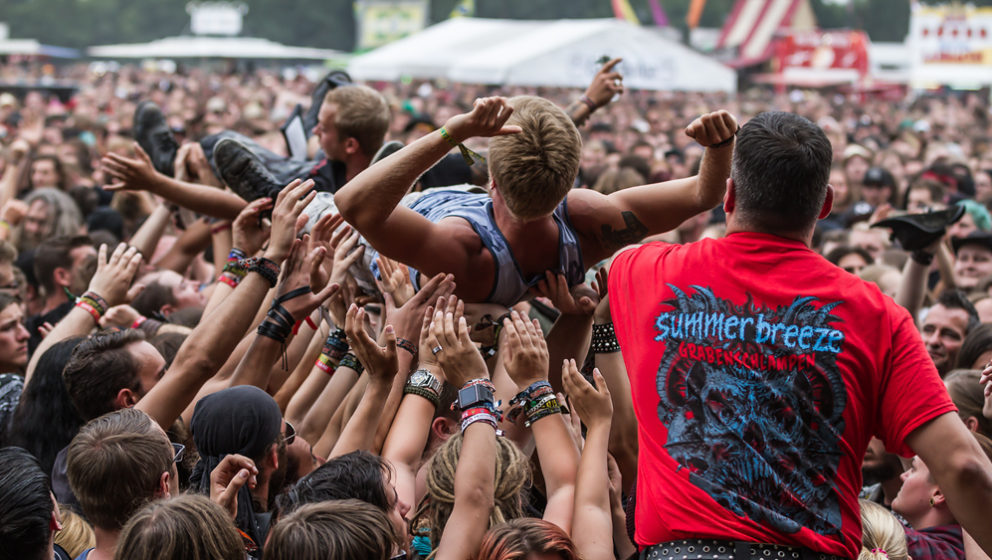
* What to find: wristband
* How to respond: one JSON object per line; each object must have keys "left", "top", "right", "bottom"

{"left": 218, "top": 274, "right": 239, "bottom": 289}
{"left": 591, "top": 322, "right": 621, "bottom": 353}
{"left": 222, "top": 260, "right": 247, "bottom": 279}
{"left": 708, "top": 125, "right": 740, "bottom": 149}
{"left": 75, "top": 300, "right": 102, "bottom": 323}
{"left": 438, "top": 127, "right": 485, "bottom": 166}
{"left": 338, "top": 353, "right": 364, "bottom": 376}
{"left": 211, "top": 221, "right": 231, "bottom": 234}
{"left": 244, "top": 257, "right": 279, "bottom": 287}
{"left": 131, "top": 316, "right": 147, "bottom": 329}
{"left": 396, "top": 337, "right": 418, "bottom": 357}
{"left": 579, "top": 95, "right": 598, "bottom": 111}
{"left": 404, "top": 385, "right": 440, "bottom": 407}
{"left": 228, "top": 248, "right": 247, "bottom": 261}
{"left": 315, "top": 353, "right": 337, "bottom": 374}
{"left": 79, "top": 291, "right": 109, "bottom": 316}
{"left": 461, "top": 411, "right": 499, "bottom": 432}
{"left": 0, "top": 220, "right": 9, "bottom": 230}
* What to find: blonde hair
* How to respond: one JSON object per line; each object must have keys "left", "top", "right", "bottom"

{"left": 411, "top": 432, "right": 531, "bottom": 553}
{"left": 325, "top": 85, "right": 390, "bottom": 157}
{"left": 858, "top": 499, "right": 909, "bottom": 560}
{"left": 54, "top": 505, "right": 95, "bottom": 558}
{"left": 489, "top": 96, "right": 581, "bottom": 220}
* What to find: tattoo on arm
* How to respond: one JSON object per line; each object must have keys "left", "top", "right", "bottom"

{"left": 600, "top": 211, "right": 648, "bottom": 250}
{"left": 565, "top": 100, "right": 590, "bottom": 127}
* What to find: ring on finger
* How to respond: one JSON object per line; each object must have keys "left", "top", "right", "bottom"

{"left": 431, "top": 345, "right": 443, "bottom": 356}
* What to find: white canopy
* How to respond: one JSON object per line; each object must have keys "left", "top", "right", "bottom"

{"left": 349, "top": 18, "right": 737, "bottom": 92}
{"left": 88, "top": 36, "right": 343, "bottom": 60}
{"left": 0, "top": 39, "right": 79, "bottom": 58}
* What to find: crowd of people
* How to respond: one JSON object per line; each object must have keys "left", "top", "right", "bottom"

{"left": 1, "top": 56, "right": 992, "bottom": 560}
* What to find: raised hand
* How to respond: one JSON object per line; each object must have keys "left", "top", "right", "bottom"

{"left": 102, "top": 143, "right": 160, "bottom": 192}
{"left": 264, "top": 179, "right": 317, "bottom": 262}
{"left": 532, "top": 271, "right": 600, "bottom": 316}
{"left": 345, "top": 303, "right": 398, "bottom": 385}
{"left": 442, "top": 97, "right": 522, "bottom": 143}
{"left": 276, "top": 236, "right": 340, "bottom": 321}
{"left": 232, "top": 197, "right": 274, "bottom": 256}
{"left": 385, "top": 272, "right": 455, "bottom": 345}
{"left": 584, "top": 57, "right": 624, "bottom": 108}
{"left": 87, "top": 243, "right": 144, "bottom": 306}
{"left": 431, "top": 301, "right": 488, "bottom": 387}
{"left": 502, "top": 310, "right": 550, "bottom": 388}
{"left": 562, "top": 359, "right": 613, "bottom": 429}
{"left": 684, "top": 110, "right": 739, "bottom": 148}
{"left": 100, "top": 304, "right": 142, "bottom": 330}
{"left": 377, "top": 255, "right": 415, "bottom": 309}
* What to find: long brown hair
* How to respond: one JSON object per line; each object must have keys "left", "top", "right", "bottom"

{"left": 114, "top": 494, "right": 243, "bottom": 560}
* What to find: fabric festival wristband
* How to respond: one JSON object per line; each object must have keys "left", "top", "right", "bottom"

{"left": 461, "top": 412, "right": 498, "bottom": 432}
{"left": 579, "top": 94, "right": 598, "bottom": 111}
{"left": 439, "top": 127, "right": 485, "bottom": 165}
{"left": 338, "top": 353, "right": 364, "bottom": 375}
{"left": 315, "top": 353, "right": 337, "bottom": 374}
{"left": 218, "top": 274, "right": 239, "bottom": 289}
{"left": 75, "top": 300, "right": 102, "bottom": 323}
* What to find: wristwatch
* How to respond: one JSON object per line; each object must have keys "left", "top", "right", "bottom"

{"left": 407, "top": 369, "right": 443, "bottom": 397}
{"left": 457, "top": 383, "right": 494, "bottom": 410}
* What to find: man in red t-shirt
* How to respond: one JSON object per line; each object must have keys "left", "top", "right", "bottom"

{"left": 609, "top": 111, "right": 992, "bottom": 560}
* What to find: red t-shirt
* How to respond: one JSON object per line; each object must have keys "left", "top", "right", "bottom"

{"left": 609, "top": 232, "right": 955, "bottom": 559}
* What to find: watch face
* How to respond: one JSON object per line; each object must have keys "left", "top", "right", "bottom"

{"left": 410, "top": 371, "right": 427, "bottom": 385}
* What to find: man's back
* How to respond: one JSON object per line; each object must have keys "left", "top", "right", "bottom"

{"left": 608, "top": 233, "right": 954, "bottom": 558}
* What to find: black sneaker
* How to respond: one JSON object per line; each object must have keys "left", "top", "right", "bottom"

{"left": 212, "top": 138, "right": 282, "bottom": 202}
{"left": 302, "top": 70, "right": 352, "bottom": 136}
{"left": 134, "top": 101, "right": 178, "bottom": 177}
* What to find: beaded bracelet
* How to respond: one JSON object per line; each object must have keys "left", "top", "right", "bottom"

{"left": 338, "top": 352, "right": 364, "bottom": 376}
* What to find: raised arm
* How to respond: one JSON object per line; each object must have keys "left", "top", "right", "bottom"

{"left": 25, "top": 243, "right": 143, "bottom": 385}
{"left": 568, "top": 111, "right": 737, "bottom": 261}
{"left": 333, "top": 97, "right": 520, "bottom": 274}
{"left": 430, "top": 304, "right": 498, "bottom": 560}
{"left": 136, "top": 179, "right": 317, "bottom": 429}
{"left": 563, "top": 360, "right": 615, "bottom": 560}
{"left": 102, "top": 143, "right": 246, "bottom": 220}
{"left": 502, "top": 310, "right": 579, "bottom": 532}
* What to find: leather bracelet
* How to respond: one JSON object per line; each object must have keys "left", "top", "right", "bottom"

{"left": 709, "top": 125, "right": 740, "bottom": 149}
{"left": 245, "top": 257, "right": 279, "bottom": 287}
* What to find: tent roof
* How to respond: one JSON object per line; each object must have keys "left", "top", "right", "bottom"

{"left": 0, "top": 39, "right": 79, "bottom": 59}
{"left": 349, "top": 18, "right": 736, "bottom": 92}
{"left": 717, "top": 0, "right": 816, "bottom": 66}
{"left": 88, "top": 36, "right": 343, "bottom": 60}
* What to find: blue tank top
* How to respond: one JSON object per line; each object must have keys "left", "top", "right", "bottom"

{"left": 376, "top": 188, "right": 585, "bottom": 307}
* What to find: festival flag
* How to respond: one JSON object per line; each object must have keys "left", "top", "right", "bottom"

{"left": 686, "top": 0, "right": 706, "bottom": 29}
{"left": 611, "top": 0, "right": 640, "bottom": 24}
{"left": 450, "top": 0, "right": 475, "bottom": 18}
{"left": 648, "top": 0, "right": 669, "bottom": 26}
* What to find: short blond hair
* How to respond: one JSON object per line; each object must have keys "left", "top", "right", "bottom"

{"left": 325, "top": 85, "right": 390, "bottom": 158}
{"left": 489, "top": 96, "right": 580, "bottom": 220}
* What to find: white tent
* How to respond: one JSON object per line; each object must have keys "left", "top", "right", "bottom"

{"left": 88, "top": 36, "right": 343, "bottom": 60}
{"left": 349, "top": 18, "right": 737, "bottom": 92}
{"left": 0, "top": 39, "right": 79, "bottom": 58}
